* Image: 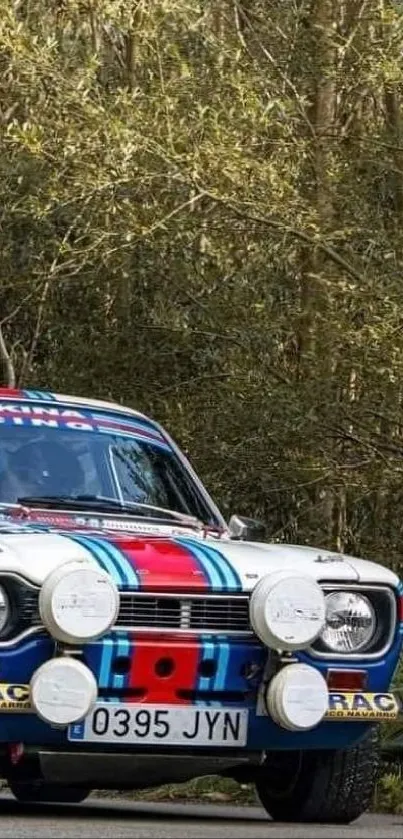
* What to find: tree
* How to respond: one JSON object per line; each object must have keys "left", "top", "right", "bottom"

{"left": 2, "top": 1, "right": 403, "bottom": 569}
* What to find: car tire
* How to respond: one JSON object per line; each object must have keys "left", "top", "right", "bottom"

{"left": 8, "top": 780, "right": 91, "bottom": 804}
{"left": 255, "top": 728, "right": 379, "bottom": 823}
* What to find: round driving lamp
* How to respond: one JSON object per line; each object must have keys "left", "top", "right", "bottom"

{"left": 39, "top": 560, "right": 119, "bottom": 644}
{"left": 249, "top": 570, "right": 326, "bottom": 651}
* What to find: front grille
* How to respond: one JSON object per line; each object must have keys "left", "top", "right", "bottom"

{"left": 13, "top": 587, "right": 252, "bottom": 637}
{"left": 116, "top": 593, "right": 252, "bottom": 635}
{"left": 2, "top": 578, "right": 397, "bottom": 655}
{"left": 18, "top": 588, "right": 41, "bottom": 627}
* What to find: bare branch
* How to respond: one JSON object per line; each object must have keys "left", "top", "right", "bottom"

{"left": 18, "top": 281, "right": 50, "bottom": 385}
{"left": 0, "top": 324, "right": 16, "bottom": 388}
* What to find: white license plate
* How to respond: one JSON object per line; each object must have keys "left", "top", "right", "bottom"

{"left": 68, "top": 704, "right": 248, "bottom": 747}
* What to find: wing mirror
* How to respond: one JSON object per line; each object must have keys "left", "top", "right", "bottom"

{"left": 228, "top": 514, "right": 267, "bottom": 542}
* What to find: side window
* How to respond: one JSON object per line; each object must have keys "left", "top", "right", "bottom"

{"left": 109, "top": 442, "right": 170, "bottom": 505}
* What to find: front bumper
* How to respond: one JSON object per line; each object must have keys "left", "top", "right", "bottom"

{"left": 0, "top": 628, "right": 400, "bottom": 753}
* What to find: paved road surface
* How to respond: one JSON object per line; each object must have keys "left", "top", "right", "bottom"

{"left": 1, "top": 793, "right": 402, "bottom": 838}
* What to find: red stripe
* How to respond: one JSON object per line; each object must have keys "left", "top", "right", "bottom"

{"left": 0, "top": 389, "right": 25, "bottom": 398}
{"left": 128, "top": 633, "right": 201, "bottom": 704}
{"left": 110, "top": 536, "right": 209, "bottom": 591}
{"left": 95, "top": 418, "right": 164, "bottom": 440}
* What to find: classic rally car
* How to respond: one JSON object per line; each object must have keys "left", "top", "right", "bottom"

{"left": 0, "top": 387, "right": 400, "bottom": 823}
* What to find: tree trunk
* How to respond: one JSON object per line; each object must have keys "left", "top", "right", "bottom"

{"left": 0, "top": 324, "right": 16, "bottom": 388}
{"left": 297, "top": 0, "right": 336, "bottom": 376}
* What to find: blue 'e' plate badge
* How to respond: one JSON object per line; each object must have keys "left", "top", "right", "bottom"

{"left": 69, "top": 721, "right": 85, "bottom": 740}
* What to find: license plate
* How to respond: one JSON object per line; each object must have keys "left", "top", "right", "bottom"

{"left": 68, "top": 704, "right": 249, "bottom": 747}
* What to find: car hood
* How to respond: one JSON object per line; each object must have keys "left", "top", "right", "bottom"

{"left": 0, "top": 517, "right": 398, "bottom": 591}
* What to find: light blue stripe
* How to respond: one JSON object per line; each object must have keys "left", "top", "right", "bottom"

{"left": 79, "top": 535, "right": 129, "bottom": 587}
{"left": 202, "top": 543, "right": 241, "bottom": 591}
{"left": 215, "top": 643, "right": 230, "bottom": 692}
{"left": 192, "top": 541, "right": 241, "bottom": 591}
{"left": 21, "top": 523, "right": 50, "bottom": 533}
{"left": 99, "top": 638, "right": 114, "bottom": 688}
{"left": 25, "top": 390, "right": 56, "bottom": 401}
{"left": 174, "top": 537, "right": 224, "bottom": 590}
{"left": 178, "top": 537, "right": 241, "bottom": 591}
{"left": 94, "top": 537, "right": 139, "bottom": 588}
{"left": 113, "top": 635, "right": 130, "bottom": 690}
{"left": 23, "top": 390, "right": 42, "bottom": 399}
{"left": 62, "top": 533, "right": 122, "bottom": 585}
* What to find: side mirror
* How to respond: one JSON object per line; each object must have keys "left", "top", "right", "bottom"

{"left": 228, "top": 514, "right": 267, "bottom": 542}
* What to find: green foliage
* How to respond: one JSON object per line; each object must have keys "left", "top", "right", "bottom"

{"left": 2, "top": 0, "right": 403, "bottom": 571}
{"left": 94, "top": 775, "right": 257, "bottom": 806}
{"left": 373, "top": 766, "right": 403, "bottom": 814}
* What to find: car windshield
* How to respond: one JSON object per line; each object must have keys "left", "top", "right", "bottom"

{"left": 0, "top": 402, "right": 218, "bottom": 526}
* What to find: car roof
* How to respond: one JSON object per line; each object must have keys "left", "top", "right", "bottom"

{"left": 0, "top": 388, "right": 151, "bottom": 422}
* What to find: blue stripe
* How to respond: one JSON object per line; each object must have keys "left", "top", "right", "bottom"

{"left": 215, "top": 642, "right": 230, "bottom": 691}
{"left": 0, "top": 522, "right": 51, "bottom": 535}
{"left": 175, "top": 537, "right": 225, "bottom": 590}
{"left": 62, "top": 533, "right": 123, "bottom": 585}
{"left": 207, "top": 640, "right": 223, "bottom": 708}
{"left": 197, "top": 639, "right": 215, "bottom": 693}
{"left": 93, "top": 536, "right": 139, "bottom": 589}
{"left": 200, "top": 542, "right": 242, "bottom": 591}
{"left": 178, "top": 538, "right": 241, "bottom": 591}
{"left": 23, "top": 390, "right": 40, "bottom": 399}
{"left": 99, "top": 638, "right": 114, "bottom": 688}
{"left": 112, "top": 633, "right": 130, "bottom": 690}
{"left": 24, "top": 390, "right": 56, "bottom": 401}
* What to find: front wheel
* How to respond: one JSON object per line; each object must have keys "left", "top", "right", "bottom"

{"left": 8, "top": 780, "right": 91, "bottom": 804}
{"left": 255, "top": 728, "right": 379, "bottom": 823}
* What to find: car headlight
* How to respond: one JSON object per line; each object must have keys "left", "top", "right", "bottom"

{"left": 320, "top": 592, "right": 376, "bottom": 653}
{"left": 0, "top": 586, "right": 10, "bottom": 635}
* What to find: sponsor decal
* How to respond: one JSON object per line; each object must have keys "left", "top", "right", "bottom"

{"left": 326, "top": 691, "right": 400, "bottom": 720}
{"left": 0, "top": 404, "right": 89, "bottom": 429}
{"left": 0, "top": 403, "right": 170, "bottom": 450}
{"left": 0, "top": 683, "right": 31, "bottom": 712}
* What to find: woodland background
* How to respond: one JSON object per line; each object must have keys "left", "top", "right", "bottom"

{"left": 2, "top": 0, "right": 403, "bottom": 573}
{"left": 2, "top": 0, "right": 403, "bottom": 807}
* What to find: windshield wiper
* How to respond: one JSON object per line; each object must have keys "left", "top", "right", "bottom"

{"left": 17, "top": 494, "right": 205, "bottom": 528}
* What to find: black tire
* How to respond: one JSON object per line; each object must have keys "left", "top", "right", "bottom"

{"left": 8, "top": 780, "right": 91, "bottom": 804}
{"left": 255, "top": 728, "right": 379, "bottom": 824}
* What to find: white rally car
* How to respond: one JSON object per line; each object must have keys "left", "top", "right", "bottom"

{"left": 0, "top": 387, "right": 400, "bottom": 823}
